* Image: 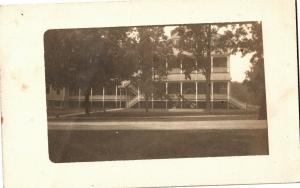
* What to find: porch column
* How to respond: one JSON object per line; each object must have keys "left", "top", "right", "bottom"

{"left": 90, "top": 88, "right": 93, "bottom": 110}
{"left": 227, "top": 81, "right": 230, "bottom": 110}
{"left": 138, "top": 86, "right": 140, "bottom": 109}
{"left": 180, "top": 59, "right": 183, "bottom": 74}
{"left": 115, "top": 85, "right": 118, "bottom": 108}
{"left": 119, "top": 88, "right": 122, "bottom": 108}
{"left": 180, "top": 82, "right": 183, "bottom": 109}
{"left": 211, "top": 56, "right": 214, "bottom": 73}
{"left": 102, "top": 87, "right": 105, "bottom": 109}
{"left": 180, "top": 59, "right": 183, "bottom": 108}
{"left": 211, "top": 82, "right": 214, "bottom": 109}
{"left": 195, "top": 60, "right": 198, "bottom": 75}
{"left": 227, "top": 56, "right": 230, "bottom": 73}
{"left": 195, "top": 60, "right": 198, "bottom": 109}
{"left": 165, "top": 58, "right": 168, "bottom": 109}
{"left": 152, "top": 66, "right": 154, "bottom": 80}
{"left": 78, "top": 88, "right": 81, "bottom": 108}
{"left": 125, "top": 88, "right": 128, "bottom": 108}
{"left": 195, "top": 82, "right": 198, "bottom": 109}
{"left": 165, "top": 82, "right": 168, "bottom": 109}
{"left": 165, "top": 58, "right": 168, "bottom": 72}
{"left": 61, "top": 87, "right": 66, "bottom": 108}
{"left": 151, "top": 93, "right": 154, "bottom": 109}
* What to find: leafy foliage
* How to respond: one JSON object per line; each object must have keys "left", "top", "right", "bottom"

{"left": 170, "top": 22, "right": 266, "bottom": 118}
{"left": 231, "top": 81, "right": 259, "bottom": 105}
{"left": 44, "top": 27, "right": 136, "bottom": 113}
{"left": 44, "top": 22, "right": 266, "bottom": 118}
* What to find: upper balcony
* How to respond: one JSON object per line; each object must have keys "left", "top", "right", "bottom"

{"left": 212, "top": 55, "right": 230, "bottom": 73}
{"left": 153, "top": 54, "right": 231, "bottom": 81}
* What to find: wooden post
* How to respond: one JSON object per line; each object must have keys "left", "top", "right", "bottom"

{"left": 152, "top": 66, "right": 154, "bottom": 80}
{"left": 165, "top": 58, "right": 168, "bottom": 109}
{"left": 125, "top": 88, "right": 128, "bottom": 108}
{"left": 151, "top": 93, "right": 154, "bottom": 109}
{"left": 115, "top": 85, "right": 118, "bottom": 108}
{"left": 227, "top": 55, "right": 230, "bottom": 73}
{"left": 166, "top": 58, "right": 168, "bottom": 72}
{"left": 90, "top": 88, "right": 93, "bottom": 111}
{"left": 119, "top": 88, "right": 122, "bottom": 108}
{"left": 138, "top": 86, "right": 140, "bottom": 109}
{"left": 195, "top": 60, "right": 198, "bottom": 109}
{"left": 195, "top": 82, "right": 198, "bottom": 109}
{"left": 227, "top": 81, "right": 230, "bottom": 110}
{"left": 211, "top": 56, "right": 214, "bottom": 73}
{"left": 211, "top": 82, "right": 214, "bottom": 109}
{"left": 180, "top": 82, "right": 183, "bottom": 109}
{"left": 180, "top": 59, "right": 183, "bottom": 74}
{"left": 78, "top": 88, "right": 81, "bottom": 108}
{"left": 180, "top": 59, "right": 183, "bottom": 109}
{"left": 102, "top": 87, "right": 105, "bottom": 109}
{"left": 165, "top": 82, "right": 168, "bottom": 109}
{"left": 62, "top": 87, "right": 65, "bottom": 108}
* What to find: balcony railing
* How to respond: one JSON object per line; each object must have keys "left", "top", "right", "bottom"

{"left": 212, "top": 67, "right": 228, "bottom": 73}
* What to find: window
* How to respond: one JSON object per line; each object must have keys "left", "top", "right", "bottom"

{"left": 168, "top": 83, "right": 180, "bottom": 94}
{"left": 213, "top": 82, "right": 227, "bottom": 94}
{"left": 92, "top": 87, "right": 103, "bottom": 95}
{"left": 183, "top": 82, "right": 195, "bottom": 94}
{"left": 153, "top": 82, "right": 166, "bottom": 95}
{"left": 197, "top": 82, "right": 207, "bottom": 94}
{"left": 213, "top": 57, "right": 227, "bottom": 67}
{"left": 69, "top": 88, "right": 78, "bottom": 96}
{"left": 105, "top": 86, "right": 117, "bottom": 95}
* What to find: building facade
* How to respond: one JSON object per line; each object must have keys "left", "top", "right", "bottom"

{"left": 46, "top": 29, "right": 248, "bottom": 110}
{"left": 46, "top": 52, "right": 233, "bottom": 110}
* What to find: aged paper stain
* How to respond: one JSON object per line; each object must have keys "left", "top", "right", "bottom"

{"left": 21, "top": 83, "right": 28, "bottom": 91}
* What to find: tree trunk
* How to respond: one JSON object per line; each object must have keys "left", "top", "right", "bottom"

{"left": 258, "top": 60, "right": 267, "bottom": 120}
{"left": 258, "top": 89, "right": 267, "bottom": 120}
{"left": 205, "top": 74, "right": 211, "bottom": 110}
{"left": 205, "top": 24, "right": 212, "bottom": 111}
{"left": 144, "top": 94, "right": 149, "bottom": 113}
{"left": 84, "top": 87, "right": 91, "bottom": 114}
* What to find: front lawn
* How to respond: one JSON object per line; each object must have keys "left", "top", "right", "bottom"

{"left": 48, "top": 129, "right": 268, "bottom": 163}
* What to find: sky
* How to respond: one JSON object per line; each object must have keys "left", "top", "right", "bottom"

{"left": 164, "top": 26, "right": 252, "bottom": 82}
{"left": 229, "top": 53, "right": 252, "bottom": 82}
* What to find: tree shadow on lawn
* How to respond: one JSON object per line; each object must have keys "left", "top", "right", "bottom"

{"left": 78, "top": 108, "right": 259, "bottom": 117}
{"left": 48, "top": 129, "right": 269, "bottom": 163}
{"left": 48, "top": 108, "right": 261, "bottom": 122}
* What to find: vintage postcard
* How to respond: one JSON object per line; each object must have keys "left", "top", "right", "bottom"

{"left": 45, "top": 22, "right": 269, "bottom": 162}
{"left": 0, "top": 0, "right": 299, "bottom": 187}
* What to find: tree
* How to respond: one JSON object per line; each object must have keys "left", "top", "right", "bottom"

{"left": 230, "top": 81, "right": 257, "bottom": 105}
{"left": 217, "top": 22, "right": 267, "bottom": 119}
{"left": 45, "top": 23, "right": 267, "bottom": 118}
{"left": 129, "top": 26, "right": 172, "bottom": 112}
{"left": 171, "top": 24, "right": 216, "bottom": 110}
{"left": 44, "top": 26, "right": 172, "bottom": 114}
{"left": 44, "top": 27, "right": 134, "bottom": 114}
{"left": 171, "top": 22, "right": 267, "bottom": 119}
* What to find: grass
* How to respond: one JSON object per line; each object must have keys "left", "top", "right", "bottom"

{"left": 48, "top": 107, "right": 258, "bottom": 117}
{"left": 47, "top": 108, "right": 85, "bottom": 116}
{"left": 48, "top": 108, "right": 260, "bottom": 122}
{"left": 80, "top": 108, "right": 258, "bottom": 117}
{"left": 49, "top": 114, "right": 259, "bottom": 122}
{"left": 48, "top": 129, "right": 269, "bottom": 163}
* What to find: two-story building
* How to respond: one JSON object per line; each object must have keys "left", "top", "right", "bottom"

{"left": 46, "top": 29, "right": 236, "bottom": 110}
{"left": 46, "top": 53, "right": 231, "bottom": 110}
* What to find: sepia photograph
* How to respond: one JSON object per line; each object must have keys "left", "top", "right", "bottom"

{"left": 44, "top": 22, "right": 269, "bottom": 163}
{"left": 1, "top": 0, "right": 299, "bottom": 187}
